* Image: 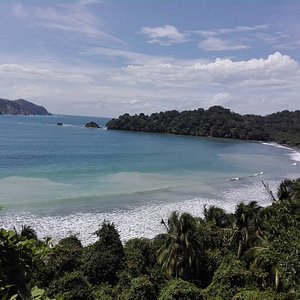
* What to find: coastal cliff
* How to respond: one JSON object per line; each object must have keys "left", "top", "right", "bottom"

{"left": 0, "top": 98, "right": 51, "bottom": 115}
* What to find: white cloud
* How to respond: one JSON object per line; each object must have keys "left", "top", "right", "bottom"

{"left": 120, "top": 52, "right": 299, "bottom": 88}
{"left": 141, "top": 25, "right": 187, "bottom": 45}
{"left": 1, "top": 52, "right": 299, "bottom": 117}
{"left": 193, "top": 24, "right": 299, "bottom": 52}
{"left": 0, "top": 64, "right": 94, "bottom": 83}
{"left": 34, "top": 2, "right": 123, "bottom": 44}
{"left": 193, "top": 24, "right": 268, "bottom": 37}
{"left": 196, "top": 24, "right": 300, "bottom": 52}
{"left": 199, "top": 37, "right": 249, "bottom": 51}
{"left": 212, "top": 92, "right": 232, "bottom": 102}
{"left": 218, "top": 24, "right": 268, "bottom": 34}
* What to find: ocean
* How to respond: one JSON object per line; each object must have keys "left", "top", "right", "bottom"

{"left": 0, "top": 114, "right": 299, "bottom": 244}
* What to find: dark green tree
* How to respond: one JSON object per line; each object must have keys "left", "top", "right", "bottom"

{"left": 157, "top": 212, "right": 202, "bottom": 279}
{"left": 48, "top": 271, "right": 92, "bottom": 300}
{"left": 203, "top": 257, "right": 257, "bottom": 299}
{"left": 203, "top": 205, "right": 234, "bottom": 228}
{"left": 232, "top": 201, "right": 263, "bottom": 258}
{"left": 0, "top": 229, "right": 46, "bottom": 299}
{"left": 19, "top": 225, "right": 38, "bottom": 240}
{"left": 124, "top": 238, "right": 156, "bottom": 277}
{"left": 82, "top": 221, "right": 125, "bottom": 284}
{"left": 126, "top": 276, "right": 157, "bottom": 300}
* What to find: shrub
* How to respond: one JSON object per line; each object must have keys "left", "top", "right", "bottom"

{"left": 203, "top": 258, "right": 257, "bottom": 299}
{"left": 159, "top": 279, "right": 204, "bottom": 300}
{"left": 124, "top": 238, "right": 156, "bottom": 277}
{"left": 48, "top": 271, "right": 92, "bottom": 300}
{"left": 126, "top": 276, "right": 157, "bottom": 300}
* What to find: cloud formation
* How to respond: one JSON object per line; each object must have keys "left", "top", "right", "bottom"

{"left": 141, "top": 25, "right": 187, "bottom": 45}
{"left": 3, "top": 51, "right": 298, "bottom": 117}
{"left": 0, "top": 63, "right": 94, "bottom": 83}
{"left": 32, "top": 1, "right": 124, "bottom": 45}
{"left": 139, "top": 24, "right": 271, "bottom": 51}
{"left": 198, "top": 37, "right": 248, "bottom": 51}
{"left": 119, "top": 52, "right": 299, "bottom": 88}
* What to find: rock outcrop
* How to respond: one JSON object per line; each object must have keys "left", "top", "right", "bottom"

{"left": 85, "top": 121, "right": 101, "bottom": 128}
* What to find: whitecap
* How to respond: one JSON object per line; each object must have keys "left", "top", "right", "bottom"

{"left": 0, "top": 180, "right": 277, "bottom": 246}
{"left": 261, "top": 142, "right": 300, "bottom": 163}
{"left": 228, "top": 177, "right": 240, "bottom": 181}
{"left": 289, "top": 151, "right": 300, "bottom": 162}
{"left": 261, "top": 142, "right": 293, "bottom": 151}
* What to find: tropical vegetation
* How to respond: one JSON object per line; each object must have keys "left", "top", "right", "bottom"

{"left": 106, "top": 106, "right": 300, "bottom": 146}
{"left": 0, "top": 178, "right": 299, "bottom": 299}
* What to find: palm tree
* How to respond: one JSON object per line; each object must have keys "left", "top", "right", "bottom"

{"left": 203, "top": 205, "right": 233, "bottom": 228}
{"left": 277, "top": 178, "right": 300, "bottom": 210}
{"left": 20, "top": 225, "right": 38, "bottom": 240}
{"left": 244, "top": 235, "right": 280, "bottom": 290}
{"left": 157, "top": 212, "right": 201, "bottom": 279}
{"left": 232, "top": 201, "right": 263, "bottom": 258}
{"left": 277, "top": 179, "right": 295, "bottom": 200}
{"left": 243, "top": 179, "right": 300, "bottom": 292}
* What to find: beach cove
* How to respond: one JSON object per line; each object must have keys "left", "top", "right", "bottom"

{"left": 0, "top": 114, "right": 299, "bottom": 245}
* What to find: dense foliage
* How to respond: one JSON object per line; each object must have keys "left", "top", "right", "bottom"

{"left": 0, "top": 178, "right": 299, "bottom": 299}
{"left": 106, "top": 106, "right": 300, "bottom": 146}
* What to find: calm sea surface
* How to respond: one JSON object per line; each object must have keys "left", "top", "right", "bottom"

{"left": 0, "top": 114, "right": 299, "bottom": 244}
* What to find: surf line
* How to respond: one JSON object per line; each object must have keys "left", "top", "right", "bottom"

{"left": 228, "top": 171, "right": 264, "bottom": 181}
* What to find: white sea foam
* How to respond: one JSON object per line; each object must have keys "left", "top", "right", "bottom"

{"left": 261, "top": 142, "right": 293, "bottom": 151}
{"left": 254, "top": 171, "right": 264, "bottom": 176}
{"left": 261, "top": 142, "right": 300, "bottom": 163}
{"left": 0, "top": 198, "right": 213, "bottom": 245}
{"left": 227, "top": 171, "right": 264, "bottom": 181}
{"left": 289, "top": 151, "right": 300, "bottom": 162}
{"left": 60, "top": 123, "right": 75, "bottom": 127}
{"left": 228, "top": 177, "right": 240, "bottom": 181}
{"left": 0, "top": 180, "right": 276, "bottom": 246}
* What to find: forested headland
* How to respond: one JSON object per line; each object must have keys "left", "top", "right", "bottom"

{"left": 106, "top": 106, "right": 300, "bottom": 146}
{"left": 1, "top": 178, "right": 299, "bottom": 300}
{"left": 0, "top": 98, "right": 51, "bottom": 115}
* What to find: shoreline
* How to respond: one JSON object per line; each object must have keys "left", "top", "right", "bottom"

{"left": 260, "top": 141, "right": 300, "bottom": 163}
{"left": 0, "top": 178, "right": 284, "bottom": 245}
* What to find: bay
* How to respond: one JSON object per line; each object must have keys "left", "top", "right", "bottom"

{"left": 0, "top": 114, "right": 299, "bottom": 244}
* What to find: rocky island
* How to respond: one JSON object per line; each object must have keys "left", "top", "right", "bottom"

{"left": 85, "top": 121, "right": 101, "bottom": 128}
{"left": 0, "top": 98, "right": 51, "bottom": 115}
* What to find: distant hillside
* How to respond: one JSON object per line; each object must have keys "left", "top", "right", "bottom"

{"left": 0, "top": 98, "right": 51, "bottom": 115}
{"left": 106, "top": 106, "right": 300, "bottom": 146}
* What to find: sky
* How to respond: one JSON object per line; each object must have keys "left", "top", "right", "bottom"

{"left": 0, "top": 0, "right": 300, "bottom": 117}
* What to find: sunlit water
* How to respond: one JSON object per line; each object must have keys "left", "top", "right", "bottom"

{"left": 0, "top": 115, "right": 299, "bottom": 244}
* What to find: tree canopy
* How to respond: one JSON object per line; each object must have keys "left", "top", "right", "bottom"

{"left": 106, "top": 106, "right": 300, "bottom": 146}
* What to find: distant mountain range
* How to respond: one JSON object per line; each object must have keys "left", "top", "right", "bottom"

{"left": 0, "top": 98, "right": 51, "bottom": 115}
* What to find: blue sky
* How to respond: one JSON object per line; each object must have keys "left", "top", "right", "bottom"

{"left": 0, "top": 0, "right": 300, "bottom": 117}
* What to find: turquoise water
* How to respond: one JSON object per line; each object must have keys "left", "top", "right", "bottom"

{"left": 0, "top": 115, "right": 299, "bottom": 243}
